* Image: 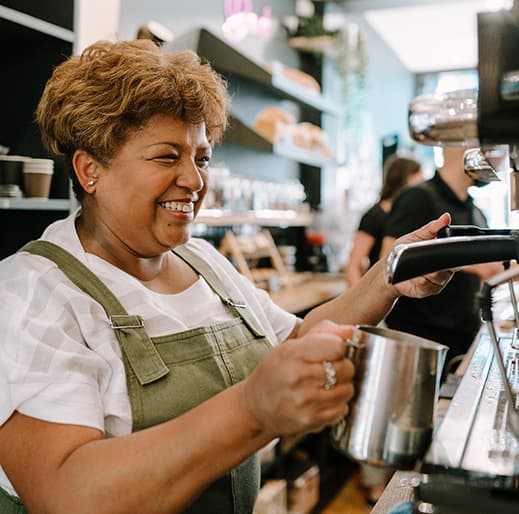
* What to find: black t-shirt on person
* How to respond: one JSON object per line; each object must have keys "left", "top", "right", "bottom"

{"left": 358, "top": 203, "right": 387, "bottom": 267}
{"left": 384, "top": 172, "right": 488, "bottom": 358}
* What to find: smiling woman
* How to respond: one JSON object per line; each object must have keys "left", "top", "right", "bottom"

{"left": 73, "top": 116, "right": 211, "bottom": 265}
{"left": 0, "top": 39, "right": 454, "bottom": 514}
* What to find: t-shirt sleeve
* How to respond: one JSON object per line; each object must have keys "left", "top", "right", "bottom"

{"left": 0, "top": 256, "right": 107, "bottom": 431}
{"left": 385, "top": 188, "right": 437, "bottom": 239}
{"left": 358, "top": 205, "right": 384, "bottom": 238}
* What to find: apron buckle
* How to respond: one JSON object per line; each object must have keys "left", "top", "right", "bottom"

{"left": 110, "top": 314, "right": 145, "bottom": 329}
{"left": 223, "top": 297, "right": 247, "bottom": 309}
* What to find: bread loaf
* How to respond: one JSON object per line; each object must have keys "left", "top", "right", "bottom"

{"left": 291, "top": 122, "right": 333, "bottom": 157}
{"left": 265, "top": 63, "right": 321, "bottom": 94}
{"left": 253, "top": 106, "right": 296, "bottom": 143}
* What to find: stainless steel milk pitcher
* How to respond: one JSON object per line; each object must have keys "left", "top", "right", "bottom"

{"left": 331, "top": 326, "right": 447, "bottom": 468}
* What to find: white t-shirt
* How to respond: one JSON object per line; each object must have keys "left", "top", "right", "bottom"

{"left": 0, "top": 210, "right": 297, "bottom": 495}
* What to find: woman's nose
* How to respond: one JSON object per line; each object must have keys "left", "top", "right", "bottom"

{"left": 177, "top": 160, "right": 204, "bottom": 192}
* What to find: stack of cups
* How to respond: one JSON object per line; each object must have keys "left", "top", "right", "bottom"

{"left": 23, "top": 158, "right": 54, "bottom": 199}
{"left": 0, "top": 155, "right": 29, "bottom": 198}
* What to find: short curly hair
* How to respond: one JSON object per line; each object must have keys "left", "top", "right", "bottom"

{"left": 36, "top": 39, "right": 230, "bottom": 200}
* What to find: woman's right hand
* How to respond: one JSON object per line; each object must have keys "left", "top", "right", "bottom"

{"left": 241, "top": 321, "right": 356, "bottom": 437}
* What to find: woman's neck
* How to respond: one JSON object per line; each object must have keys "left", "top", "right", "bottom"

{"left": 75, "top": 213, "right": 166, "bottom": 282}
{"left": 379, "top": 199, "right": 392, "bottom": 213}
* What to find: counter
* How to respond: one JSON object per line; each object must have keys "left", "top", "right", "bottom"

{"left": 269, "top": 273, "right": 347, "bottom": 315}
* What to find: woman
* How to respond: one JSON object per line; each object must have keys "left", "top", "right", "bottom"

{"left": 345, "top": 156, "right": 424, "bottom": 287}
{"left": 0, "top": 40, "right": 452, "bottom": 514}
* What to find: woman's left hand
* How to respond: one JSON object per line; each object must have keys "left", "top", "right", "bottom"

{"left": 390, "top": 212, "right": 455, "bottom": 299}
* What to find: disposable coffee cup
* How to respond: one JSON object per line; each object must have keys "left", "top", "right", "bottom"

{"left": 23, "top": 159, "right": 54, "bottom": 198}
{"left": 0, "top": 155, "right": 30, "bottom": 188}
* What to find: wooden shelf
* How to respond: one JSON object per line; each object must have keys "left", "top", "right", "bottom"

{"left": 197, "top": 28, "right": 339, "bottom": 116}
{"left": 0, "top": 6, "right": 74, "bottom": 42}
{"left": 270, "top": 273, "right": 347, "bottom": 314}
{"left": 0, "top": 198, "right": 73, "bottom": 211}
{"left": 196, "top": 209, "right": 313, "bottom": 227}
{"left": 226, "top": 115, "right": 336, "bottom": 167}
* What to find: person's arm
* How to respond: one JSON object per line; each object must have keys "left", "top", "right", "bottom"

{"left": 380, "top": 235, "right": 396, "bottom": 260}
{"left": 463, "top": 262, "right": 505, "bottom": 280}
{"left": 0, "top": 321, "right": 355, "bottom": 514}
{"left": 344, "top": 230, "right": 375, "bottom": 286}
{"left": 296, "top": 213, "right": 453, "bottom": 337}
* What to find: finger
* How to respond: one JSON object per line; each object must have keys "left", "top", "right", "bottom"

{"left": 310, "top": 402, "right": 351, "bottom": 432}
{"left": 302, "top": 359, "right": 355, "bottom": 393}
{"left": 296, "top": 321, "right": 355, "bottom": 363}
{"left": 423, "top": 270, "right": 454, "bottom": 290}
{"left": 309, "top": 384, "right": 354, "bottom": 426}
{"left": 318, "top": 358, "right": 355, "bottom": 385}
{"left": 319, "top": 380, "right": 355, "bottom": 404}
{"left": 405, "top": 212, "right": 452, "bottom": 243}
{"left": 290, "top": 334, "right": 349, "bottom": 364}
{"left": 306, "top": 320, "right": 355, "bottom": 340}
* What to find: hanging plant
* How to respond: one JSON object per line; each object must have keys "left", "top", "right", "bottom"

{"left": 333, "top": 24, "right": 368, "bottom": 132}
{"left": 284, "top": 14, "right": 340, "bottom": 58}
{"left": 283, "top": 14, "right": 368, "bottom": 132}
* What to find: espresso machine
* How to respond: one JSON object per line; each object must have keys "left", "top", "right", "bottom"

{"left": 384, "top": 2, "right": 519, "bottom": 512}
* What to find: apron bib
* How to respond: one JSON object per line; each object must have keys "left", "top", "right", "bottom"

{"left": 0, "top": 241, "right": 272, "bottom": 514}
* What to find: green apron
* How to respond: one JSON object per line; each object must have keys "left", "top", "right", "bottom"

{"left": 0, "top": 240, "right": 273, "bottom": 514}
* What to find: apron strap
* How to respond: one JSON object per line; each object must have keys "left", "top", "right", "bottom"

{"left": 19, "top": 240, "right": 169, "bottom": 385}
{"left": 173, "top": 245, "right": 265, "bottom": 338}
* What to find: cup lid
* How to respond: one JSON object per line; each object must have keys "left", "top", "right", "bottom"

{"left": 0, "top": 155, "right": 31, "bottom": 162}
{"left": 26, "top": 158, "right": 54, "bottom": 165}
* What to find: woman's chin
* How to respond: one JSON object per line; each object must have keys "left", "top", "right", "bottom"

{"left": 163, "top": 229, "right": 191, "bottom": 250}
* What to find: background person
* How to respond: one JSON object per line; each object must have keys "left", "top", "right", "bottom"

{"left": 0, "top": 40, "right": 453, "bottom": 514}
{"left": 344, "top": 155, "right": 424, "bottom": 286}
{"left": 381, "top": 146, "right": 503, "bottom": 362}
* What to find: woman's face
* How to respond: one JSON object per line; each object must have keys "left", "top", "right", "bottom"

{"left": 89, "top": 114, "right": 211, "bottom": 256}
{"left": 407, "top": 169, "right": 424, "bottom": 187}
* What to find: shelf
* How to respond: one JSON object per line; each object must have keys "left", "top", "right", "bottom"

{"left": 0, "top": 198, "right": 73, "bottom": 211}
{"left": 227, "top": 115, "right": 336, "bottom": 168}
{"left": 0, "top": 6, "right": 74, "bottom": 42}
{"left": 196, "top": 209, "right": 313, "bottom": 227}
{"left": 197, "top": 28, "right": 339, "bottom": 116}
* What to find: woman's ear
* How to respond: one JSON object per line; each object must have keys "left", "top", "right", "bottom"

{"left": 73, "top": 150, "right": 100, "bottom": 193}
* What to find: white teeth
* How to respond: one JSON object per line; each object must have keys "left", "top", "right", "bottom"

{"left": 160, "top": 201, "right": 194, "bottom": 213}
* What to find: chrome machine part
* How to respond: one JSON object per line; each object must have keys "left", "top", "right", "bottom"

{"left": 408, "top": 89, "right": 479, "bottom": 147}
{"left": 463, "top": 147, "right": 501, "bottom": 183}
{"left": 480, "top": 265, "right": 519, "bottom": 439}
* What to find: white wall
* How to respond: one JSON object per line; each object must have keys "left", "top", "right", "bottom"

{"left": 117, "top": 0, "right": 297, "bottom": 66}
{"left": 74, "top": 0, "right": 121, "bottom": 53}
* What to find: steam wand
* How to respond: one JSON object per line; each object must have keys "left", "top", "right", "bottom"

{"left": 479, "top": 265, "right": 519, "bottom": 439}
{"left": 504, "top": 261, "right": 519, "bottom": 328}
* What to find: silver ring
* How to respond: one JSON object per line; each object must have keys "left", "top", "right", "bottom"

{"left": 322, "top": 361, "right": 337, "bottom": 390}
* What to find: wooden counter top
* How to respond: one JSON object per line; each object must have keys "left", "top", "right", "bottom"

{"left": 269, "top": 273, "right": 347, "bottom": 315}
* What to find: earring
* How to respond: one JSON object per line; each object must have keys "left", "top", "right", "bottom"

{"left": 87, "top": 180, "right": 95, "bottom": 187}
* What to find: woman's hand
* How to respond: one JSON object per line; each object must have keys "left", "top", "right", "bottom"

{"left": 390, "top": 212, "right": 455, "bottom": 299}
{"left": 241, "top": 321, "right": 355, "bottom": 438}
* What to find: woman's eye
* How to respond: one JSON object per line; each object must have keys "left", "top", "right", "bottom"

{"left": 153, "top": 154, "right": 178, "bottom": 163}
{"left": 196, "top": 156, "right": 211, "bottom": 169}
